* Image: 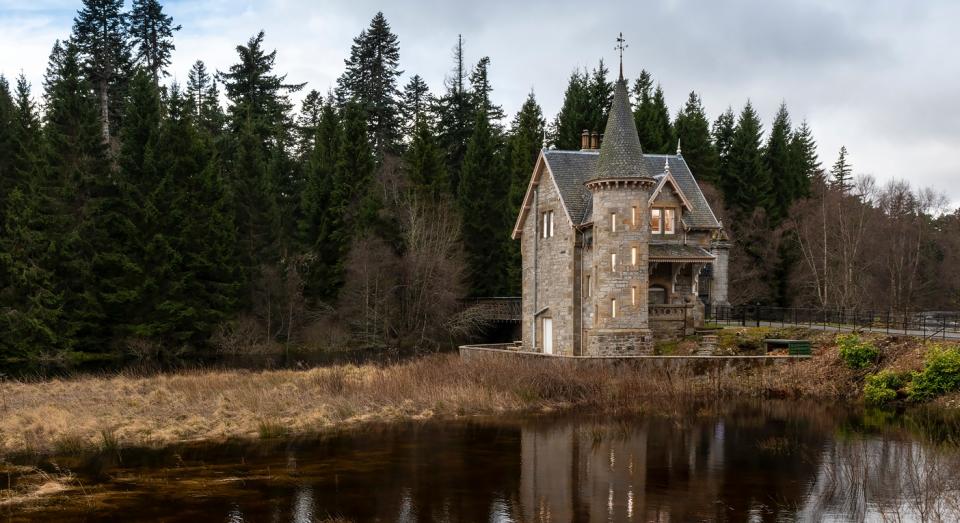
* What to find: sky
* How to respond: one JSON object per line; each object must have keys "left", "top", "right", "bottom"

{"left": 1, "top": 0, "right": 958, "bottom": 208}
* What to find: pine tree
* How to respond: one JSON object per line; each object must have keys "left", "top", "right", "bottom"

{"left": 788, "top": 120, "right": 820, "bottom": 196}
{"left": 469, "top": 57, "right": 505, "bottom": 131}
{"left": 764, "top": 102, "right": 793, "bottom": 222}
{"left": 404, "top": 118, "right": 448, "bottom": 199}
{"left": 551, "top": 69, "right": 590, "bottom": 150}
{"left": 0, "top": 76, "right": 16, "bottom": 217}
{"left": 297, "top": 98, "right": 343, "bottom": 302}
{"left": 336, "top": 12, "right": 403, "bottom": 156}
{"left": 673, "top": 91, "right": 718, "bottom": 184}
{"left": 726, "top": 101, "right": 771, "bottom": 216}
{"left": 636, "top": 82, "right": 672, "bottom": 153}
{"left": 712, "top": 107, "right": 736, "bottom": 199}
{"left": 129, "top": 0, "right": 181, "bottom": 84}
{"left": 830, "top": 146, "right": 853, "bottom": 193}
{"left": 504, "top": 91, "right": 544, "bottom": 294}
{"left": 71, "top": 0, "right": 132, "bottom": 144}
{"left": 400, "top": 74, "right": 433, "bottom": 143}
{"left": 43, "top": 42, "right": 114, "bottom": 351}
{"left": 436, "top": 35, "right": 475, "bottom": 194}
{"left": 0, "top": 77, "right": 61, "bottom": 357}
{"left": 186, "top": 60, "right": 225, "bottom": 137}
{"left": 459, "top": 109, "right": 508, "bottom": 296}
{"left": 220, "top": 32, "right": 302, "bottom": 283}
{"left": 585, "top": 60, "right": 614, "bottom": 133}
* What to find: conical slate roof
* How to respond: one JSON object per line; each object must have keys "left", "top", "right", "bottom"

{"left": 589, "top": 76, "right": 654, "bottom": 182}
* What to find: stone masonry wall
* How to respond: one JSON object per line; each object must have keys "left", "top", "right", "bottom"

{"left": 584, "top": 181, "right": 655, "bottom": 355}
{"left": 520, "top": 166, "right": 576, "bottom": 355}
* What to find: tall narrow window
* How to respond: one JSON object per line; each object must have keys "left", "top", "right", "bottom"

{"left": 542, "top": 212, "right": 548, "bottom": 238}
{"left": 632, "top": 286, "right": 637, "bottom": 306}
{"left": 651, "top": 209, "right": 662, "bottom": 234}
{"left": 632, "top": 206, "right": 638, "bottom": 227}
{"left": 631, "top": 246, "right": 638, "bottom": 265}
{"left": 611, "top": 212, "right": 617, "bottom": 233}
{"left": 586, "top": 275, "right": 592, "bottom": 297}
{"left": 611, "top": 299, "right": 617, "bottom": 318}
{"left": 549, "top": 211, "right": 555, "bottom": 237}
{"left": 663, "top": 209, "right": 675, "bottom": 234}
{"left": 611, "top": 253, "right": 617, "bottom": 272}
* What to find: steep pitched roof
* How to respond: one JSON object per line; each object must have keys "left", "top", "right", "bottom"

{"left": 589, "top": 78, "right": 655, "bottom": 182}
{"left": 538, "top": 150, "right": 721, "bottom": 230}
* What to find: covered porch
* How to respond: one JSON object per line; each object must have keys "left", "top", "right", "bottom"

{"left": 648, "top": 244, "right": 715, "bottom": 338}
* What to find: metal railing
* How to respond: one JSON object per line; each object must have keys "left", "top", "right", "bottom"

{"left": 706, "top": 305, "right": 960, "bottom": 340}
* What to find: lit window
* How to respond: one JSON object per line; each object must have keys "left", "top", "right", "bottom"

{"left": 631, "top": 247, "right": 637, "bottom": 265}
{"left": 611, "top": 253, "right": 617, "bottom": 271}
{"left": 542, "top": 211, "right": 555, "bottom": 238}
{"left": 611, "top": 298, "right": 617, "bottom": 318}
{"left": 632, "top": 206, "right": 638, "bottom": 227}
{"left": 651, "top": 209, "right": 662, "bottom": 233}
{"left": 632, "top": 286, "right": 637, "bottom": 306}
{"left": 663, "top": 209, "right": 675, "bottom": 234}
{"left": 611, "top": 212, "right": 617, "bottom": 233}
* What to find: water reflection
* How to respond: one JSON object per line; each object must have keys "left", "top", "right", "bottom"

{"left": 8, "top": 402, "right": 960, "bottom": 522}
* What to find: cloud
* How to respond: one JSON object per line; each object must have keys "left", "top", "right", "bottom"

{"left": 0, "top": 0, "right": 957, "bottom": 206}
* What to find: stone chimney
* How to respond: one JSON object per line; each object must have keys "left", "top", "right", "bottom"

{"left": 581, "top": 130, "right": 590, "bottom": 150}
{"left": 590, "top": 131, "right": 600, "bottom": 150}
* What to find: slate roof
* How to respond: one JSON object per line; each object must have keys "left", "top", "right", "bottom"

{"left": 649, "top": 244, "right": 716, "bottom": 262}
{"left": 542, "top": 150, "right": 722, "bottom": 230}
{"left": 589, "top": 78, "right": 655, "bottom": 182}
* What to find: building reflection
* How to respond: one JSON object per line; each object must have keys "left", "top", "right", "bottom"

{"left": 517, "top": 407, "right": 819, "bottom": 522}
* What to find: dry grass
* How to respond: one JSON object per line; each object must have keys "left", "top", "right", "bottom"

{"left": 0, "top": 329, "right": 950, "bottom": 456}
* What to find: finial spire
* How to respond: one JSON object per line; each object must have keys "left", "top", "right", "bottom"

{"left": 676, "top": 138, "right": 682, "bottom": 156}
{"left": 664, "top": 156, "right": 671, "bottom": 175}
{"left": 542, "top": 129, "right": 547, "bottom": 149}
{"left": 615, "top": 32, "right": 628, "bottom": 80}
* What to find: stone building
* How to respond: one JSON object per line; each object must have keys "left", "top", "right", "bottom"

{"left": 511, "top": 70, "right": 730, "bottom": 356}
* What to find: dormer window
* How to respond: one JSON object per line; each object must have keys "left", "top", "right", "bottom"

{"left": 651, "top": 208, "right": 676, "bottom": 235}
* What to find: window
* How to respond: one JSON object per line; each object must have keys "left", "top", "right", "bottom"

{"left": 631, "top": 246, "right": 638, "bottom": 265}
{"left": 649, "top": 286, "right": 667, "bottom": 305}
{"left": 611, "top": 253, "right": 617, "bottom": 272}
{"left": 542, "top": 211, "right": 555, "bottom": 238}
{"left": 611, "top": 298, "right": 617, "bottom": 318}
{"left": 651, "top": 208, "right": 676, "bottom": 234}
{"left": 610, "top": 212, "right": 617, "bottom": 233}
{"left": 663, "top": 209, "right": 675, "bottom": 234}
{"left": 631, "top": 286, "right": 637, "bottom": 306}
{"left": 632, "top": 206, "right": 638, "bottom": 227}
{"left": 586, "top": 275, "right": 592, "bottom": 297}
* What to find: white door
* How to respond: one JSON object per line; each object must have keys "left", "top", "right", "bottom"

{"left": 543, "top": 318, "right": 554, "bottom": 355}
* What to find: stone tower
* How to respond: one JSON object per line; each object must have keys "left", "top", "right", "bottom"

{"left": 583, "top": 74, "right": 657, "bottom": 355}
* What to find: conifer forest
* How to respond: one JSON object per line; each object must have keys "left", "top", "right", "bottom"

{"left": 2, "top": 1, "right": 959, "bottom": 359}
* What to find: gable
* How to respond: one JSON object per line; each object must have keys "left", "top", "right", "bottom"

{"left": 649, "top": 173, "right": 693, "bottom": 210}
{"left": 511, "top": 152, "right": 577, "bottom": 239}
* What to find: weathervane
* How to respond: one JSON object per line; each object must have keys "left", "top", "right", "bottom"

{"left": 615, "top": 32, "right": 628, "bottom": 79}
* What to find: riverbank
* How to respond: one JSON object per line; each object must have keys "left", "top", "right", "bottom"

{"left": 0, "top": 327, "right": 955, "bottom": 457}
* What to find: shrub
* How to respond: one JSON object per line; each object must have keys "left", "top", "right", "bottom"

{"left": 837, "top": 334, "right": 879, "bottom": 369}
{"left": 864, "top": 370, "right": 907, "bottom": 405}
{"left": 908, "top": 345, "right": 960, "bottom": 401}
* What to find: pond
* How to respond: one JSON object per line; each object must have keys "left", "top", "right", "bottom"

{"left": 5, "top": 401, "right": 960, "bottom": 522}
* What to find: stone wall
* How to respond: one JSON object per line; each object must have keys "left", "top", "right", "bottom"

{"left": 583, "top": 180, "right": 655, "bottom": 355}
{"left": 520, "top": 165, "right": 576, "bottom": 355}
{"left": 710, "top": 241, "right": 730, "bottom": 306}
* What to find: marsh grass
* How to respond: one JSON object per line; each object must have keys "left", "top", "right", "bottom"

{"left": 0, "top": 329, "right": 950, "bottom": 456}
